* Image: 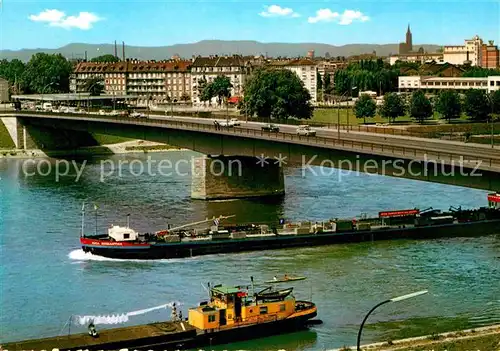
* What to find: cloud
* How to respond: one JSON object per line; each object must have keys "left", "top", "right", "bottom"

{"left": 29, "top": 9, "right": 102, "bottom": 30}
{"left": 308, "top": 9, "right": 369, "bottom": 25}
{"left": 259, "top": 5, "right": 300, "bottom": 18}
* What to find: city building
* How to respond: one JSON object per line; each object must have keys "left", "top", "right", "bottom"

{"left": 399, "top": 25, "right": 413, "bottom": 55}
{"left": 482, "top": 41, "right": 500, "bottom": 68}
{"left": 190, "top": 55, "right": 248, "bottom": 105}
{"left": 389, "top": 25, "right": 443, "bottom": 65}
{"left": 271, "top": 58, "right": 317, "bottom": 103}
{"left": 443, "top": 35, "right": 483, "bottom": 66}
{"left": 127, "top": 60, "right": 191, "bottom": 105}
{"left": 71, "top": 59, "right": 191, "bottom": 106}
{"left": 307, "top": 50, "right": 315, "bottom": 59}
{"left": 389, "top": 52, "right": 444, "bottom": 65}
{"left": 419, "top": 62, "right": 464, "bottom": 77}
{"left": 316, "top": 60, "right": 347, "bottom": 79}
{"left": 399, "top": 75, "right": 500, "bottom": 93}
{"left": 0, "top": 77, "right": 9, "bottom": 102}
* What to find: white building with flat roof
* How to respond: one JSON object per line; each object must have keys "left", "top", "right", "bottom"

{"left": 443, "top": 35, "right": 483, "bottom": 66}
{"left": 399, "top": 75, "right": 500, "bottom": 93}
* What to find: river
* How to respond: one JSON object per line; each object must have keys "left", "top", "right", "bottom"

{"left": 1, "top": 151, "right": 499, "bottom": 350}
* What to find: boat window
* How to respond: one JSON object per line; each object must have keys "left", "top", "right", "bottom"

{"left": 208, "top": 314, "right": 216, "bottom": 322}
{"left": 259, "top": 306, "right": 268, "bottom": 315}
{"left": 124, "top": 234, "right": 130, "bottom": 239}
{"left": 280, "top": 304, "right": 286, "bottom": 312}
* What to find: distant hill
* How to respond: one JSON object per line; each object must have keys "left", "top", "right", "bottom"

{"left": 0, "top": 40, "right": 442, "bottom": 62}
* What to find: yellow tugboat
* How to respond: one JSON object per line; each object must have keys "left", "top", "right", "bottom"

{"left": 3, "top": 278, "right": 319, "bottom": 351}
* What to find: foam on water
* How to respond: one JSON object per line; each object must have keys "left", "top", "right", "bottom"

{"left": 68, "top": 249, "right": 201, "bottom": 264}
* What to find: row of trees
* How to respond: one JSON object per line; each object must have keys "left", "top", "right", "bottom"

{"left": 0, "top": 54, "right": 74, "bottom": 94}
{"left": 354, "top": 89, "right": 500, "bottom": 124}
{"left": 333, "top": 59, "right": 401, "bottom": 97}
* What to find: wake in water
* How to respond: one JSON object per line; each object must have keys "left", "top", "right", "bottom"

{"left": 68, "top": 249, "right": 227, "bottom": 263}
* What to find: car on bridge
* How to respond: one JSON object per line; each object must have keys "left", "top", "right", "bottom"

{"left": 130, "top": 111, "right": 147, "bottom": 118}
{"left": 296, "top": 125, "right": 316, "bottom": 137}
{"left": 262, "top": 124, "right": 280, "bottom": 133}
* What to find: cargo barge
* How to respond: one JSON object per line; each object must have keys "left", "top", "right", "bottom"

{"left": 3, "top": 279, "right": 318, "bottom": 351}
{"left": 80, "top": 193, "right": 500, "bottom": 260}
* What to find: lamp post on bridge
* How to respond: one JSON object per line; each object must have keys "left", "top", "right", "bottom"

{"left": 334, "top": 86, "right": 357, "bottom": 140}
{"left": 356, "top": 290, "right": 428, "bottom": 351}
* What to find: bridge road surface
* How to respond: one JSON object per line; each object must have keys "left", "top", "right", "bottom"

{"left": 149, "top": 113, "right": 500, "bottom": 162}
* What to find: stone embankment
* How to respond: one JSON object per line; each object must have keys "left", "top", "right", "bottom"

{"left": 330, "top": 323, "right": 500, "bottom": 351}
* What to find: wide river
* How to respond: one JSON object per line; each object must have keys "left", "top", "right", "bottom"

{"left": 1, "top": 151, "right": 499, "bottom": 350}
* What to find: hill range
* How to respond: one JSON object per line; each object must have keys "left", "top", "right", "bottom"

{"left": 0, "top": 40, "right": 442, "bottom": 62}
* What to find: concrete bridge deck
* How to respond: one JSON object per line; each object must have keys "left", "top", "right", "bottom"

{"left": 2, "top": 111, "right": 500, "bottom": 192}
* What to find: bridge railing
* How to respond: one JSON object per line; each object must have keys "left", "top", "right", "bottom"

{"left": 8, "top": 111, "right": 500, "bottom": 171}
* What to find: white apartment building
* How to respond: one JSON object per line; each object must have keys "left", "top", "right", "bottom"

{"left": 399, "top": 76, "right": 500, "bottom": 93}
{"left": 190, "top": 55, "right": 248, "bottom": 105}
{"left": 443, "top": 35, "right": 483, "bottom": 66}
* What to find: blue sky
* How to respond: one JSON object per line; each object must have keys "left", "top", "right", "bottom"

{"left": 1, "top": 0, "right": 499, "bottom": 50}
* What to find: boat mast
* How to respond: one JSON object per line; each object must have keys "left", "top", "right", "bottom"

{"left": 81, "top": 202, "right": 85, "bottom": 238}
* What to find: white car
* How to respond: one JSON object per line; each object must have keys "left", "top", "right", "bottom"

{"left": 296, "top": 125, "right": 316, "bottom": 137}
{"left": 229, "top": 118, "right": 241, "bottom": 126}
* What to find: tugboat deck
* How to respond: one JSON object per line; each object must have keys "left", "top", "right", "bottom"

{"left": 3, "top": 321, "right": 195, "bottom": 351}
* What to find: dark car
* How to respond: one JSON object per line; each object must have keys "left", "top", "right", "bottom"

{"left": 262, "top": 124, "right": 280, "bottom": 132}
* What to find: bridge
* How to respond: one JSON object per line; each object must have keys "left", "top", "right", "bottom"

{"left": 1, "top": 111, "right": 499, "bottom": 198}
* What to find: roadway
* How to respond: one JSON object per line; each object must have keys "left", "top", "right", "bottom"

{"left": 148, "top": 113, "right": 500, "bottom": 162}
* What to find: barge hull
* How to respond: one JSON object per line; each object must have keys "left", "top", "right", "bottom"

{"left": 3, "top": 309, "right": 317, "bottom": 351}
{"left": 83, "top": 220, "right": 500, "bottom": 260}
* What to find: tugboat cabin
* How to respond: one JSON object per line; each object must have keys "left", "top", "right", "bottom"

{"left": 188, "top": 285, "right": 296, "bottom": 330}
{"left": 488, "top": 193, "right": 500, "bottom": 210}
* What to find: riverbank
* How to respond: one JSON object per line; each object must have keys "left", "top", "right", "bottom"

{"left": 333, "top": 323, "right": 500, "bottom": 351}
{"left": 0, "top": 140, "right": 186, "bottom": 159}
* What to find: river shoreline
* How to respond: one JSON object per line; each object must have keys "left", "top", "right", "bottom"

{"left": 0, "top": 140, "right": 187, "bottom": 159}
{"left": 331, "top": 323, "right": 500, "bottom": 351}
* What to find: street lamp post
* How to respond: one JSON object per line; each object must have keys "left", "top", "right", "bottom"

{"left": 86, "top": 81, "right": 104, "bottom": 112}
{"left": 346, "top": 86, "right": 357, "bottom": 133}
{"left": 334, "top": 86, "right": 357, "bottom": 140}
{"left": 356, "top": 290, "right": 428, "bottom": 351}
{"left": 41, "top": 82, "right": 56, "bottom": 109}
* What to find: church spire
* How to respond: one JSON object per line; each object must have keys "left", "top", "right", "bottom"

{"left": 407, "top": 23, "right": 411, "bottom": 34}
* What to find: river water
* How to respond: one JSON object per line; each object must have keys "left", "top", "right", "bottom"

{"left": 1, "top": 151, "right": 499, "bottom": 350}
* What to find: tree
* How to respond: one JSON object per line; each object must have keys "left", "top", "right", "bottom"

{"left": 489, "top": 90, "right": 500, "bottom": 116}
{"left": 316, "top": 71, "right": 323, "bottom": 90}
{"left": 242, "top": 68, "right": 312, "bottom": 120}
{"left": 409, "top": 90, "right": 433, "bottom": 124}
{"left": 435, "top": 90, "right": 462, "bottom": 123}
{"left": 22, "top": 53, "right": 73, "bottom": 93}
{"left": 209, "top": 75, "right": 232, "bottom": 106}
{"left": 180, "top": 92, "right": 191, "bottom": 103}
{"left": 463, "top": 89, "right": 490, "bottom": 121}
{"left": 83, "top": 77, "right": 104, "bottom": 96}
{"left": 354, "top": 94, "right": 376, "bottom": 123}
{"left": 323, "top": 73, "right": 332, "bottom": 94}
{"left": 324, "top": 52, "right": 331, "bottom": 59}
{"left": 90, "top": 54, "right": 120, "bottom": 63}
{"left": 379, "top": 92, "right": 406, "bottom": 123}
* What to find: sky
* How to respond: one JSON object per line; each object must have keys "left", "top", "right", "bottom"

{"left": 0, "top": 0, "right": 499, "bottom": 51}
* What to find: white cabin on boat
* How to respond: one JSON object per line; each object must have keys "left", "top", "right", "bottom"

{"left": 108, "top": 225, "right": 138, "bottom": 241}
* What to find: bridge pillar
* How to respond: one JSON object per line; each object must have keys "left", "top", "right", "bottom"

{"left": 191, "top": 155, "right": 285, "bottom": 200}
